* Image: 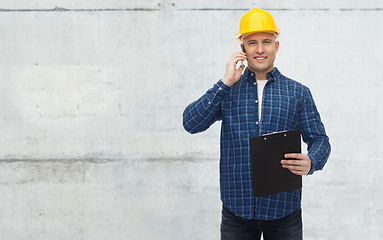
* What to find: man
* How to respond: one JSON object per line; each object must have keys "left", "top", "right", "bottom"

{"left": 183, "top": 8, "right": 330, "bottom": 239}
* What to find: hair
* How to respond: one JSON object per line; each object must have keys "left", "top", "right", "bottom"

{"left": 241, "top": 32, "right": 278, "bottom": 42}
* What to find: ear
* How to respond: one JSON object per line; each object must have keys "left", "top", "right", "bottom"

{"left": 275, "top": 41, "right": 280, "bottom": 53}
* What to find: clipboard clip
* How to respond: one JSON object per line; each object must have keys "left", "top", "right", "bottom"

{"left": 262, "top": 130, "right": 289, "bottom": 140}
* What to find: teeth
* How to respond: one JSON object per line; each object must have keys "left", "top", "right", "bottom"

{"left": 256, "top": 57, "right": 265, "bottom": 60}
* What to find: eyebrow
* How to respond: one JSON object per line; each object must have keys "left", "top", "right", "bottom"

{"left": 247, "top": 38, "right": 274, "bottom": 42}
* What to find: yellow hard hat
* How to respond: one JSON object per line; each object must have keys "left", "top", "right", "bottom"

{"left": 236, "top": 8, "right": 280, "bottom": 41}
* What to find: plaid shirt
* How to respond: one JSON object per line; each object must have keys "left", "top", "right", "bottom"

{"left": 183, "top": 67, "right": 330, "bottom": 220}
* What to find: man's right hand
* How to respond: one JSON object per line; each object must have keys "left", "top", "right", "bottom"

{"left": 222, "top": 52, "right": 247, "bottom": 87}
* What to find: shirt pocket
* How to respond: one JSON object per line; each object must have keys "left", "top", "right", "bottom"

{"left": 265, "top": 94, "right": 300, "bottom": 129}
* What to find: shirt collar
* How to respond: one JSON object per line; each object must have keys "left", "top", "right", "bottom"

{"left": 245, "top": 67, "right": 280, "bottom": 82}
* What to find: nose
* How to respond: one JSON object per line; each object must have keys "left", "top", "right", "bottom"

{"left": 256, "top": 43, "right": 264, "bottom": 54}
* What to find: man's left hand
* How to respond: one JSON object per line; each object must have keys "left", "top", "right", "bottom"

{"left": 281, "top": 153, "right": 311, "bottom": 176}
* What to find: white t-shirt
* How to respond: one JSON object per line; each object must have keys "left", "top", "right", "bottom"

{"left": 257, "top": 80, "right": 268, "bottom": 121}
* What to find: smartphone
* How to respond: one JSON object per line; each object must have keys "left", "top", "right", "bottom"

{"left": 240, "top": 45, "right": 246, "bottom": 67}
{"left": 241, "top": 45, "right": 246, "bottom": 53}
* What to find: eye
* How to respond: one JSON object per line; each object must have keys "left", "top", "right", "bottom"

{"left": 264, "top": 40, "right": 271, "bottom": 44}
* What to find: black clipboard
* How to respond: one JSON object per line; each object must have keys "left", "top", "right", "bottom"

{"left": 249, "top": 129, "right": 302, "bottom": 197}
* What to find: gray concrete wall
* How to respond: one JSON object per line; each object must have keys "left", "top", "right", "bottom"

{"left": 0, "top": 1, "right": 382, "bottom": 239}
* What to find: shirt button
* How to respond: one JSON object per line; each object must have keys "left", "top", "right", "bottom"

{"left": 253, "top": 82, "right": 257, "bottom": 85}
{"left": 219, "top": 87, "right": 222, "bottom": 90}
{"left": 255, "top": 100, "right": 258, "bottom": 103}
{"left": 255, "top": 121, "right": 259, "bottom": 125}
{"left": 208, "top": 102, "right": 211, "bottom": 105}
{"left": 251, "top": 73, "right": 254, "bottom": 76}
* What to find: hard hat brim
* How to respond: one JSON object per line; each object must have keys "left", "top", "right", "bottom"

{"left": 236, "top": 30, "right": 280, "bottom": 41}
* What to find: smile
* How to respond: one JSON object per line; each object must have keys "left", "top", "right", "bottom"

{"left": 255, "top": 57, "right": 266, "bottom": 60}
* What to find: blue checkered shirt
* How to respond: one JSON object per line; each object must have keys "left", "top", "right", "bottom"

{"left": 183, "top": 67, "right": 330, "bottom": 220}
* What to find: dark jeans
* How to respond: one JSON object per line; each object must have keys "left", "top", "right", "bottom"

{"left": 220, "top": 206, "right": 303, "bottom": 240}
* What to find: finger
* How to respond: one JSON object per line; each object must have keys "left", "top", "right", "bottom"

{"left": 282, "top": 162, "right": 310, "bottom": 175}
{"left": 228, "top": 59, "right": 245, "bottom": 70}
{"left": 231, "top": 56, "right": 246, "bottom": 63}
{"left": 284, "top": 153, "right": 302, "bottom": 159}
{"left": 232, "top": 52, "right": 247, "bottom": 59}
{"left": 283, "top": 164, "right": 306, "bottom": 174}
{"left": 282, "top": 164, "right": 305, "bottom": 171}
{"left": 236, "top": 63, "right": 246, "bottom": 71}
{"left": 289, "top": 169, "right": 305, "bottom": 176}
{"left": 281, "top": 159, "right": 304, "bottom": 166}
{"left": 233, "top": 51, "right": 247, "bottom": 57}
{"left": 233, "top": 54, "right": 246, "bottom": 60}
{"left": 283, "top": 161, "right": 310, "bottom": 170}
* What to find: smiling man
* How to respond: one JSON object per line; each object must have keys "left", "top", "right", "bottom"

{"left": 183, "top": 8, "right": 330, "bottom": 240}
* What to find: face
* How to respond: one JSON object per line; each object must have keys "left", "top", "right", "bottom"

{"left": 242, "top": 32, "right": 279, "bottom": 77}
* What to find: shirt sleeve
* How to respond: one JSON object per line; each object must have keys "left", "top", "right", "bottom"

{"left": 183, "top": 80, "right": 231, "bottom": 134}
{"left": 298, "top": 87, "right": 331, "bottom": 175}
